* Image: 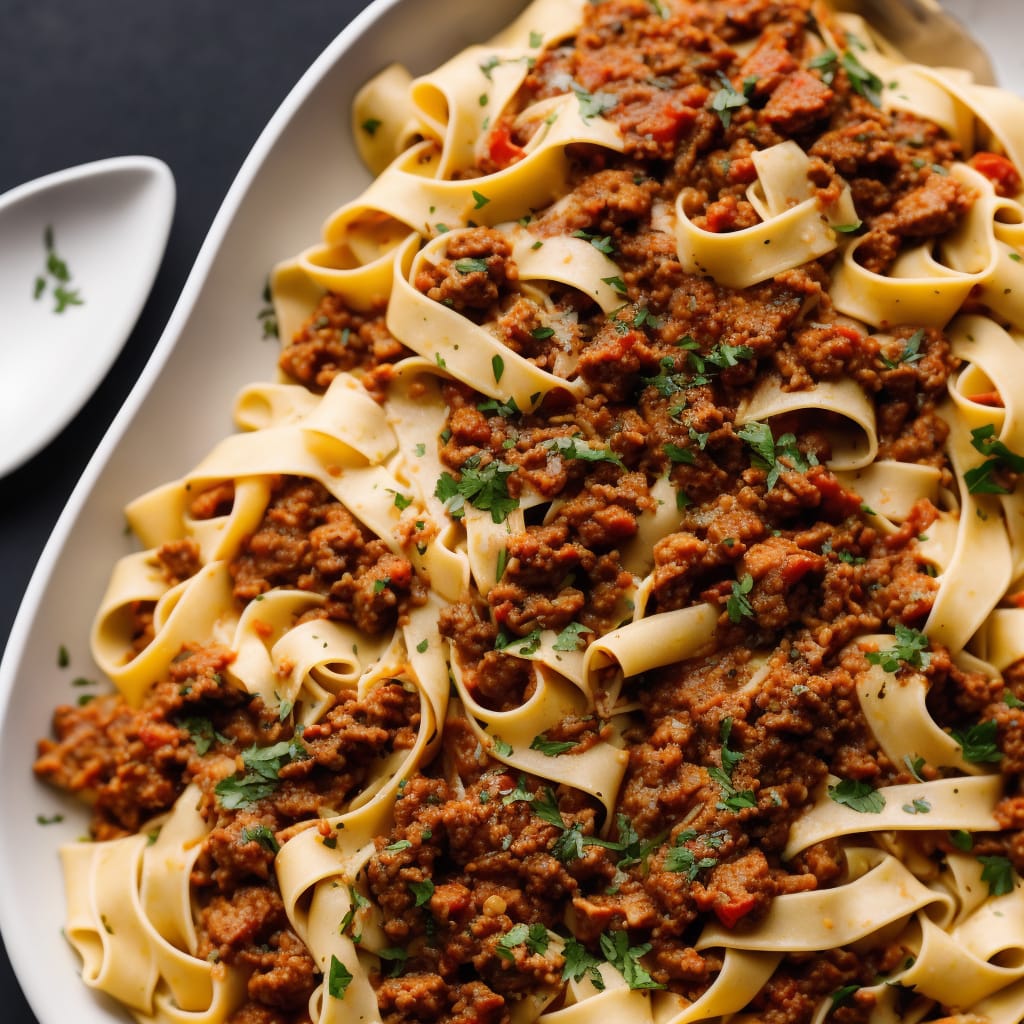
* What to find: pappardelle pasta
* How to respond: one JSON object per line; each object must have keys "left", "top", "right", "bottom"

{"left": 34, "top": 1, "right": 1024, "bottom": 1023}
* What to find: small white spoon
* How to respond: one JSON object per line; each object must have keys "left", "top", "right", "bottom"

{"left": 0, "top": 156, "right": 175, "bottom": 477}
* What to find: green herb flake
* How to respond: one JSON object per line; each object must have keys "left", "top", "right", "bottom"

{"left": 726, "top": 573, "right": 755, "bottom": 624}
{"left": 530, "top": 733, "right": 576, "bottom": 756}
{"left": 492, "top": 736, "right": 514, "bottom": 758}
{"left": 553, "top": 621, "right": 593, "bottom": 652}
{"left": 979, "top": 855, "right": 1016, "bottom": 897}
{"left": 827, "top": 778, "right": 885, "bottom": 814}
{"left": 571, "top": 229, "right": 615, "bottom": 255}
{"left": 240, "top": 823, "right": 280, "bottom": 854}
{"left": 599, "top": 930, "right": 664, "bottom": 990}
{"left": 901, "top": 798, "right": 931, "bottom": 815}
{"left": 842, "top": 49, "right": 883, "bottom": 106}
{"left": 454, "top": 257, "right": 490, "bottom": 274}
{"left": 214, "top": 735, "right": 307, "bottom": 809}
{"left": 328, "top": 955, "right": 353, "bottom": 999}
{"left": 361, "top": 117, "right": 383, "bottom": 136}
{"left": 409, "top": 878, "right": 435, "bottom": 907}
{"left": 864, "top": 623, "right": 932, "bottom": 673}
{"left": 561, "top": 937, "right": 605, "bottom": 989}
{"left": 879, "top": 328, "right": 926, "bottom": 369}
{"left": 951, "top": 719, "right": 1002, "bottom": 765}
{"left": 949, "top": 829, "right": 974, "bottom": 851}
{"left": 434, "top": 454, "right": 519, "bottom": 523}
{"left": 542, "top": 434, "right": 623, "bottom": 468}
{"left": 497, "top": 922, "right": 549, "bottom": 960}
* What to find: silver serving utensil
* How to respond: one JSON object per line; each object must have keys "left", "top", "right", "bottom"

{"left": 836, "top": 0, "right": 996, "bottom": 84}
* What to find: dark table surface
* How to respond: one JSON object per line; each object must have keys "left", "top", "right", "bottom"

{"left": 0, "top": 1, "right": 373, "bottom": 1019}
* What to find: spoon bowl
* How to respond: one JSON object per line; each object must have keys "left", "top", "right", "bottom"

{"left": 0, "top": 156, "right": 175, "bottom": 477}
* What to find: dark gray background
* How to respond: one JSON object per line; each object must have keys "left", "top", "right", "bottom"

{"left": 0, "top": 0, "right": 373, "bottom": 1019}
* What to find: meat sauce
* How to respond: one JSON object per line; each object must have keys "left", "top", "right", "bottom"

{"left": 36, "top": 1, "right": 1024, "bottom": 1022}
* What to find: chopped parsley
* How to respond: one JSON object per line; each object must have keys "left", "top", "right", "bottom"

{"left": 726, "top": 573, "right": 755, "bottom": 624}
{"left": 709, "top": 71, "right": 752, "bottom": 128}
{"left": 495, "top": 628, "right": 542, "bottom": 657}
{"left": 865, "top": 624, "right": 932, "bottom": 673}
{"left": 738, "top": 421, "right": 818, "bottom": 488}
{"left": 902, "top": 798, "right": 931, "bottom": 815}
{"left": 599, "top": 930, "right": 664, "bottom": 990}
{"left": 561, "top": 937, "right": 605, "bottom": 989}
{"left": 491, "top": 736, "right": 514, "bottom": 758}
{"left": 177, "top": 715, "right": 226, "bottom": 755}
{"left": 978, "top": 855, "right": 1016, "bottom": 897}
{"left": 663, "top": 842, "right": 718, "bottom": 881}
{"left": 214, "top": 734, "right": 307, "bottom": 809}
{"left": 543, "top": 434, "right": 624, "bottom": 468}
{"left": 239, "top": 824, "right": 280, "bottom": 853}
{"left": 497, "top": 922, "right": 549, "bottom": 960}
{"left": 35, "top": 225, "right": 84, "bottom": 313}
{"left": 842, "top": 49, "right": 883, "bottom": 106}
{"left": 951, "top": 719, "right": 1002, "bottom": 765}
{"left": 377, "top": 947, "right": 409, "bottom": 977}
{"left": 530, "top": 733, "right": 576, "bottom": 756}
{"left": 571, "top": 228, "right": 616, "bottom": 254}
{"left": 553, "top": 621, "right": 593, "bottom": 651}
{"left": 827, "top": 778, "right": 885, "bottom": 814}
{"left": 339, "top": 886, "right": 370, "bottom": 938}
{"left": 454, "top": 257, "right": 490, "bottom": 274}
{"left": 708, "top": 717, "right": 756, "bottom": 811}
{"left": 409, "top": 879, "right": 435, "bottom": 907}
{"left": 879, "top": 328, "right": 925, "bottom": 369}
{"left": 964, "top": 424, "right": 1024, "bottom": 495}
{"left": 328, "top": 955, "right": 353, "bottom": 999}
{"left": 434, "top": 454, "right": 518, "bottom": 523}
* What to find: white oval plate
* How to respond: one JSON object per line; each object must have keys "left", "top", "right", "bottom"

{"left": 0, "top": 1, "right": 1021, "bottom": 1023}
{"left": 0, "top": 156, "right": 175, "bottom": 478}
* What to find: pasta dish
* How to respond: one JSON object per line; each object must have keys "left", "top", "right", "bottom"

{"left": 32, "top": 1, "right": 1024, "bottom": 1022}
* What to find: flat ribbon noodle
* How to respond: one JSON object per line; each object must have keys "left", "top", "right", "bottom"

{"left": 696, "top": 848, "right": 953, "bottom": 953}
{"left": 735, "top": 374, "right": 878, "bottom": 472}
{"left": 675, "top": 140, "right": 857, "bottom": 289}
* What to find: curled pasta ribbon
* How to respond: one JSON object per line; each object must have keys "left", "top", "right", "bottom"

{"left": 449, "top": 651, "right": 630, "bottom": 824}
{"left": 271, "top": 603, "right": 453, "bottom": 1024}
{"left": 583, "top": 603, "right": 720, "bottom": 714}
{"left": 832, "top": 164, "right": 1024, "bottom": 329}
{"left": 946, "top": 314, "right": 1024, "bottom": 578}
{"left": 297, "top": 90, "right": 623, "bottom": 308}
{"left": 783, "top": 773, "right": 1001, "bottom": 860}
{"left": 93, "top": 559, "right": 239, "bottom": 706}
{"left": 352, "top": 63, "right": 419, "bottom": 176}
{"left": 62, "top": 787, "right": 246, "bottom": 1023}
{"left": 854, "top": 656, "right": 991, "bottom": 777}
{"left": 675, "top": 140, "right": 857, "bottom": 289}
{"left": 921, "top": 317, "right": 1021, "bottom": 654}
{"left": 651, "top": 950, "right": 782, "bottom": 1024}
{"left": 387, "top": 232, "right": 588, "bottom": 411}
{"left": 407, "top": 0, "right": 588, "bottom": 175}
{"left": 697, "top": 847, "right": 953, "bottom": 953}
{"left": 735, "top": 374, "right": 878, "bottom": 472}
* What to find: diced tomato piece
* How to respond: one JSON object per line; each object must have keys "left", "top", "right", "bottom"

{"left": 712, "top": 894, "right": 757, "bottom": 928}
{"left": 487, "top": 121, "right": 525, "bottom": 170}
{"left": 968, "top": 390, "right": 1005, "bottom": 408}
{"left": 969, "top": 151, "right": 1022, "bottom": 197}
